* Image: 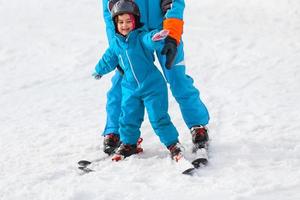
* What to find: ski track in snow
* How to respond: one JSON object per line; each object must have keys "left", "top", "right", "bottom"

{"left": 1, "top": 0, "right": 300, "bottom": 199}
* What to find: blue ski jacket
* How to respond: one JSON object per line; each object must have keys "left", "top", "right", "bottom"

{"left": 95, "top": 28, "right": 164, "bottom": 88}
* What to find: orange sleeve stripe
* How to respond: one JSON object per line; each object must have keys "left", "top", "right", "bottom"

{"left": 163, "top": 18, "right": 184, "bottom": 44}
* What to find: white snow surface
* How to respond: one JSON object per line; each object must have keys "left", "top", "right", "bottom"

{"left": 1, "top": 0, "right": 300, "bottom": 199}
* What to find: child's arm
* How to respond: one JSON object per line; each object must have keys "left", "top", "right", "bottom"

{"left": 141, "top": 30, "right": 169, "bottom": 51}
{"left": 94, "top": 47, "right": 119, "bottom": 76}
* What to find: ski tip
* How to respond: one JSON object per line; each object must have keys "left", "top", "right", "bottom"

{"left": 182, "top": 168, "right": 196, "bottom": 175}
{"left": 78, "top": 166, "right": 94, "bottom": 173}
{"left": 191, "top": 158, "right": 208, "bottom": 168}
{"left": 78, "top": 160, "right": 92, "bottom": 166}
{"left": 182, "top": 158, "right": 209, "bottom": 175}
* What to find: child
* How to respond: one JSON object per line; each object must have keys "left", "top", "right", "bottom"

{"left": 93, "top": 0, "right": 183, "bottom": 161}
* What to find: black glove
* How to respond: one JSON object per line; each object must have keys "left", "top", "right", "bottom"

{"left": 92, "top": 71, "right": 102, "bottom": 80}
{"left": 161, "top": 36, "right": 177, "bottom": 69}
{"left": 161, "top": 0, "right": 173, "bottom": 13}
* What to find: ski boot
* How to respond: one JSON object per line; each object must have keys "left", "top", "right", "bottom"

{"left": 112, "top": 138, "right": 143, "bottom": 161}
{"left": 103, "top": 133, "right": 121, "bottom": 155}
{"left": 168, "top": 142, "right": 184, "bottom": 162}
{"left": 190, "top": 125, "right": 209, "bottom": 152}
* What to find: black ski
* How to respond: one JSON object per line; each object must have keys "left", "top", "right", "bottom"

{"left": 182, "top": 157, "right": 208, "bottom": 175}
{"left": 78, "top": 166, "right": 95, "bottom": 173}
{"left": 78, "top": 160, "right": 92, "bottom": 167}
{"left": 182, "top": 145, "right": 209, "bottom": 175}
{"left": 77, "top": 156, "right": 111, "bottom": 174}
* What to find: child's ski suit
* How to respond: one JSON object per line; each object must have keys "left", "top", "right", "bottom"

{"left": 95, "top": 28, "right": 179, "bottom": 147}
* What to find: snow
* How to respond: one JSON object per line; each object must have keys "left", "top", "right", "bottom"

{"left": 1, "top": 0, "right": 300, "bottom": 199}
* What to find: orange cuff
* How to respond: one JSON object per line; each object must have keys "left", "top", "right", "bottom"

{"left": 163, "top": 18, "right": 184, "bottom": 44}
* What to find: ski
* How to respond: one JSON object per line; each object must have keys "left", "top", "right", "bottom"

{"left": 77, "top": 155, "right": 111, "bottom": 174}
{"left": 78, "top": 166, "right": 95, "bottom": 173}
{"left": 182, "top": 156, "right": 208, "bottom": 175}
{"left": 182, "top": 145, "right": 209, "bottom": 175}
{"left": 78, "top": 138, "right": 144, "bottom": 174}
{"left": 77, "top": 139, "right": 208, "bottom": 175}
{"left": 78, "top": 160, "right": 92, "bottom": 167}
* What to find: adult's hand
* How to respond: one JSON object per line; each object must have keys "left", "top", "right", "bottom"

{"left": 161, "top": 36, "right": 177, "bottom": 69}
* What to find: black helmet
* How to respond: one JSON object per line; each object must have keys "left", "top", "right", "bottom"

{"left": 110, "top": 0, "right": 140, "bottom": 19}
{"left": 108, "top": 0, "right": 120, "bottom": 11}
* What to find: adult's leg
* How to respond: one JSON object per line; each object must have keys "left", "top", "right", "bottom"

{"left": 156, "top": 41, "right": 210, "bottom": 128}
{"left": 103, "top": 71, "right": 122, "bottom": 135}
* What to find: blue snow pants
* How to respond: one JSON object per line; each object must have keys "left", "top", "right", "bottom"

{"left": 118, "top": 78, "right": 179, "bottom": 147}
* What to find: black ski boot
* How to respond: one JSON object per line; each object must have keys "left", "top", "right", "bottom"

{"left": 190, "top": 125, "right": 209, "bottom": 151}
{"left": 103, "top": 133, "right": 120, "bottom": 155}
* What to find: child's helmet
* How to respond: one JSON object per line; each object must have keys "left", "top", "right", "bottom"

{"left": 111, "top": 0, "right": 140, "bottom": 19}
{"left": 108, "top": 0, "right": 121, "bottom": 11}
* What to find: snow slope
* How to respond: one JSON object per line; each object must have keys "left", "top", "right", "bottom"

{"left": 1, "top": 0, "right": 299, "bottom": 199}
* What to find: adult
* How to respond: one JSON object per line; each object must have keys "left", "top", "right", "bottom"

{"left": 101, "top": 0, "right": 210, "bottom": 154}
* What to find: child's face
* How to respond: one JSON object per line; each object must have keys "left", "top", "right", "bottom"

{"left": 116, "top": 14, "right": 134, "bottom": 36}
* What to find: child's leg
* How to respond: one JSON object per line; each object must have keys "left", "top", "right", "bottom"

{"left": 143, "top": 82, "right": 179, "bottom": 147}
{"left": 119, "top": 87, "right": 144, "bottom": 145}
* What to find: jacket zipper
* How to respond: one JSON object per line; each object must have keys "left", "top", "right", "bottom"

{"left": 125, "top": 50, "right": 140, "bottom": 87}
{"left": 119, "top": 54, "right": 126, "bottom": 70}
